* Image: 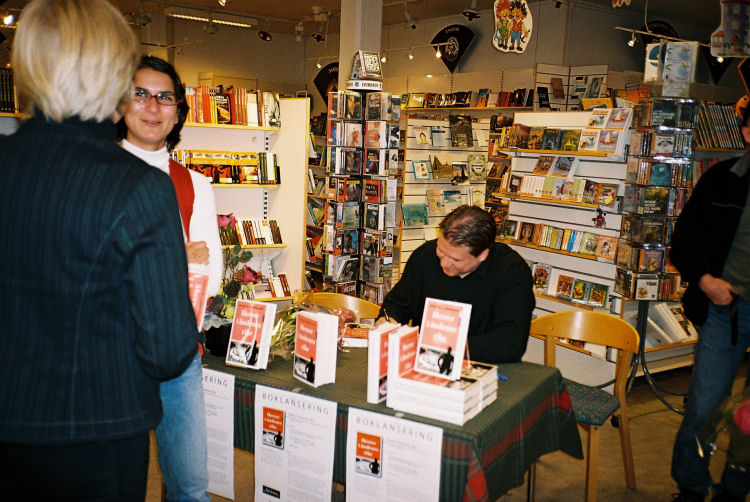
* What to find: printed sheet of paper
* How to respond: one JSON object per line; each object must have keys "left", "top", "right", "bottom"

{"left": 202, "top": 368, "right": 235, "bottom": 499}
{"left": 346, "top": 408, "right": 442, "bottom": 502}
{"left": 254, "top": 385, "right": 337, "bottom": 501}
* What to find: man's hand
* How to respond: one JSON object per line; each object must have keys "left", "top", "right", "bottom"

{"left": 374, "top": 316, "right": 387, "bottom": 326}
{"left": 699, "top": 273, "right": 736, "bottom": 306}
{"left": 185, "top": 241, "right": 209, "bottom": 265}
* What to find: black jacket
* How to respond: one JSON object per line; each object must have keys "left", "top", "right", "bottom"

{"left": 670, "top": 154, "right": 750, "bottom": 325}
{"left": 380, "top": 239, "right": 535, "bottom": 363}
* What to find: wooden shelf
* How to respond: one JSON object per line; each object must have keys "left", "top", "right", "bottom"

{"left": 184, "top": 122, "right": 279, "bottom": 131}
{"left": 497, "top": 147, "right": 609, "bottom": 157}
{"left": 222, "top": 244, "right": 286, "bottom": 249}
{"left": 533, "top": 292, "right": 596, "bottom": 310}
{"left": 305, "top": 262, "right": 324, "bottom": 272}
{"left": 530, "top": 333, "right": 593, "bottom": 356}
{"left": 211, "top": 183, "right": 279, "bottom": 189}
{"left": 308, "top": 194, "right": 326, "bottom": 200}
{"left": 498, "top": 237, "right": 598, "bottom": 260}
{"left": 404, "top": 106, "right": 531, "bottom": 112}
{"left": 488, "top": 192, "right": 598, "bottom": 209}
{"left": 644, "top": 339, "right": 697, "bottom": 352}
{"left": 254, "top": 296, "right": 293, "bottom": 302}
{"left": 695, "top": 147, "right": 745, "bottom": 153}
{"left": 0, "top": 112, "right": 21, "bottom": 118}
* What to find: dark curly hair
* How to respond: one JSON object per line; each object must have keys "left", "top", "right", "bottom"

{"left": 116, "top": 56, "right": 189, "bottom": 151}
{"left": 438, "top": 205, "right": 496, "bottom": 257}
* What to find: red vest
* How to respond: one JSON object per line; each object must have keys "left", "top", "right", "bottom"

{"left": 168, "top": 159, "right": 194, "bottom": 239}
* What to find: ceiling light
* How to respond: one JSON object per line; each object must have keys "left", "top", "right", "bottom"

{"left": 258, "top": 19, "right": 271, "bottom": 41}
{"left": 381, "top": 52, "right": 387, "bottom": 63}
{"left": 316, "top": 59, "right": 322, "bottom": 69}
{"left": 2, "top": 13, "right": 14, "bottom": 25}
{"left": 627, "top": 32, "right": 636, "bottom": 47}
{"left": 462, "top": 0, "right": 480, "bottom": 21}
{"left": 408, "top": 48, "right": 414, "bottom": 60}
{"left": 203, "top": 15, "right": 219, "bottom": 35}
{"left": 295, "top": 22, "right": 303, "bottom": 42}
{"left": 717, "top": 56, "right": 725, "bottom": 63}
{"left": 404, "top": 3, "right": 418, "bottom": 30}
{"left": 426, "top": 74, "right": 433, "bottom": 78}
{"left": 435, "top": 47, "right": 441, "bottom": 58}
{"left": 217, "top": 0, "right": 227, "bottom": 5}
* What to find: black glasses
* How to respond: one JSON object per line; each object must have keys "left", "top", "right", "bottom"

{"left": 133, "top": 87, "right": 179, "bottom": 106}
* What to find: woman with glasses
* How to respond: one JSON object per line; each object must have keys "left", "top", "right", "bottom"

{"left": 117, "top": 56, "right": 222, "bottom": 502}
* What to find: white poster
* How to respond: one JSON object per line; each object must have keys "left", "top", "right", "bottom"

{"left": 202, "top": 368, "right": 235, "bottom": 500}
{"left": 254, "top": 385, "right": 337, "bottom": 502}
{"left": 346, "top": 408, "right": 443, "bottom": 502}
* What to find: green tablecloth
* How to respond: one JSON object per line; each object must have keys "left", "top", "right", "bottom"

{"left": 202, "top": 350, "right": 582, "bottom": 502}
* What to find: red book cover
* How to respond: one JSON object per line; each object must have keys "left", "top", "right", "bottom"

{"left": 187, "top": 264, "right": 209, "bottom": 330}
{"left": 416, "top": 298, "right": 471, "bottom": 380}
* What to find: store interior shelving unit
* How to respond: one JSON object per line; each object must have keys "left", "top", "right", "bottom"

{"left": 304, "top": 133, "right": 328, "bottom": 291}
{"left": 178, "top": 98, "right": 308, "bottom": 299}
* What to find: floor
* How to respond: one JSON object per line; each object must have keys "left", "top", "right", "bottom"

{"left": 145, "top": 361, "right": 748, "bottom": 502}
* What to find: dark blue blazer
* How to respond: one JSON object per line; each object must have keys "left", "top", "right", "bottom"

{"left": 0, "top": 116, "right": 198, "bottom": 444}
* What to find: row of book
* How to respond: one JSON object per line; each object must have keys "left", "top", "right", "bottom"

{"left": 625, "top": 157, "right": 693, "bottom": 188}
{"left": 321, "top": 177, "right": 398, "bottom": 205}
{"left": 614, "top": 269, "right": 682, "bottom": 302}
{"left": 0, "top": 68, "right": 16, "bottom": 114}
{"left": 327, "top": 147, "right": 399, "bottom": 177}
{"left": 644, "top": 302, "right": 698, "bottom": 345}
{"left": 184, "top": 86, "right": 280, "bottom": 127}
{"left": 406, "top": 88, "right": 534, "bottom": 109}
{"left": 620, "top": 213, "right": 676, "bottom": 247}
{"left": 487, "top": 173, "right": 618, "bottom": 207}
{"left": 632, "top": 98, "right": 698, "bottom": 129}
{"left": 218, "top": 218, "right": 283, "bottom": 246}
{"left": 616, "top": 240, "right": 675, "bottom": 275}
{"left": 629, "top": 130, "right": 694, "bottom": 159}
{"left": 499, "top": 218, "right": 618, "bottom": 262}
{"left": 323, "top": 254, "right": 393, "bottom": 285}
{"left": 328, "top": 91, "right": 401, "bottom": 122}
{"left": 327, "top": 120, "right": 400, "bottom": 149}
{"left": 174, "top": 149, "right": 279, "bottom": 185}
{"left": 532, "top": 265, "right": 609, "bottom": 308}
{"left": 410, "top": 155, "right": 487, "bottom": 182}
{"left": 410, "top": 120, "right": 479, "bottom": 149}
{"left": 621, "top": 185, "right": 690, "bottom": 217}
{"left": 324, "top": 201, "right": 393, "bottom": 233}
{"left": 694, "top": 102, "right": 745, "bottom": 150}
{"left": 489, "top": 125, "right": 622, "bottom": 154}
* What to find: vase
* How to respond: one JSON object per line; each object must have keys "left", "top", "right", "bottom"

{"left": 204, "top": 324, "right": 231, "bottom": 357}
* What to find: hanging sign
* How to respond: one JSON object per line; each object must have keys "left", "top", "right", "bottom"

{"left": 430, "top": 24, "right": 475, "bottom": 73}
{"left": 711, "top": 1, "right": 750, "bottom": 58}
{"left": 313, "top": 62, "right": 339, "bottom": 103}
{"left": 493, "top": 0, "right": 532, "bottom": 53}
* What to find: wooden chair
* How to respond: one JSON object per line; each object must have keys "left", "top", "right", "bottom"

{"left": 529, "top": 310, "right": 639, "bottom": 502}
{"left": 309, "top": 292, "right": 381, "bottom": 321}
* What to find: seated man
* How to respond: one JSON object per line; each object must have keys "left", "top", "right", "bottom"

{"left": 380, "top": 205, "right": 534, "bottom": 363}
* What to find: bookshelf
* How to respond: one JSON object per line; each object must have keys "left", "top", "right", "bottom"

{"left": 178, "top": 98, "right": 308, "bottom": 298}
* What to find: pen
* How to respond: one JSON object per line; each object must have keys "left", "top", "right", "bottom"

{"left": 383, "top": 308, "right": 390, "bottom": 322}
{"left": 497, "top": 371, "right": 508, "bottom": 381}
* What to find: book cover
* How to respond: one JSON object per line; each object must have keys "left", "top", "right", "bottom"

{"left": 527, "top": 127, "right": 545, "bottom": 149}
{"left": 416, "top": 298, "right": 472, "bottom": 380}
{"left": 366, "top": 92, "right": 386, "bottom": 120}
{"left": 640, "top": 217, "right": 666, "bottom": 245}
{"left": 588, "top": 283, "right": 609, "bottom": 307}
{"left": 641, "top": 187, "right": 670, "bottom": 215}
{"left": 388, "top": 124, "right": 400, "bottom": 148}
{"left": 354, "top": 431, "right": 383, "bottom": 477}
{"left": 442, "top": 189, "right": 464, "bottom": 213}
{"left": 431, "top": 155, "right": 453, "bottom": 179}
{"left": 402, "top": 203, "right": 429, "bottom": 226}
{"left": 605, "top": 107, "right": 632, "bottom": 129}
{"left": 365, "top": 121, "right": 387, "bottom": 149}
{"left": 430, "top": 126, "right": 449, "bottom": 147}
{"left": 550, "top": 156, "right": 576, "bottom": 177}
{"left": 362, "top": 179, "right": 383, "bottom": 203}
{"left": 426, "top": 188, "right": 445, "bottom": 217}
{"left": 413, "top": 126, "right": 431, "bottom": 145}
{"left": 341, "top": 149, "right": 363, "bottom": 176}
{"left": 556, "top": 275, "right": 574, "bottom": 299}
{"left": 532, "top": 155, "right": 555, "bottom": 175}
{"left": 597, "top": 129, "right": 619, "bottom": 152}
{"left": 345, "top": 122, "right": 363, "bottom": 147}
{"left": 187, "top": 263, "right": 210, "bottom": 330}
{"left": 412, "top": 160, "right": 431, "bottom": 180}
{"left": 595, "top": 183, "right": 619, "bottom": 207}
{"left": 468, "top": 154, "right": 488, "bottom": 181}
{"left": 586, "top": 108, "right": 610, "bottom": 128}
{"left": 532, "top": 263, "right": 551, "bottom": 293}
{"left": 226, "top": 300, "right": 277, "bottom": 370}
{"left": 261, "top": 407, "right": 285, "bottom": 450}
{"left": 579, "top": 232, "right": 600, "bottom": 255}
{"left": 582, "top": 180, "right": 600, "bottom": 204}
{"left": 344, "top": 92, "right": 363, "bottom": 119}
{"left": 634, "top": 275, "right": 659, "bottom": 300}
{"left": 367, "top": 321, "right": 401, "bottom": 403}
{"left": 639, "top": 247, "right": 664, "bottom": 273}
{"left": 451, "top": 161, "right": 469, "bottom": 184}
{"left": 509, "top": 124, "right": 531, "bottom": 148}
{"left": 449, "top": 114, "right": 474, "bottom": 147}
{"left": 540, "top": 128, "right": 562, "bottom": 150}
{"left": 293, "top": 311, "right": 339, "bottom": 387}
{"left": 595, "top": 235, "right": 617, "bottom": 263}
{"left": 571, "top": 279, "right": 591, "bottom": 303}
{"left": 647, "top": 162, "right": 672, "bottom": 186}
{"left": 502, "top": 219, "right": 519, "bottom": 239}
{"left": 560, "top": 129, "right": 582, "bottom": 151}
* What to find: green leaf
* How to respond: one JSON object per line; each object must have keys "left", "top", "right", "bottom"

{"left": 240, "top": 250, "right": 254, "bottom": 261}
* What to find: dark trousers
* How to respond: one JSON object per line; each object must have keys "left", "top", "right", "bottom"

{"left": 0, "top": 432, "right": 149, "bottom": 502}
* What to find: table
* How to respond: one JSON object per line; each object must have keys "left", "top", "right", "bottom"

{"left": 202, "top": 350, "right": 582, "bottom": 502}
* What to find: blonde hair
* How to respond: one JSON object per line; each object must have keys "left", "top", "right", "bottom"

{"left": 12, "top": 0, "right": 139, "bottom": 122}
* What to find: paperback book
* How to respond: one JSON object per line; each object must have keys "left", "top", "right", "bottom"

{"left": 416, "top": 298, "right": 472, "bottom": 380}
{"left": 293, "top": 311, "right": 339, "bottom": 387}
{"left": 367, "top": 321, "right": 401, "bottom": 403}
{"left": 225, "top": 300, "right": 277, "bottom": 370}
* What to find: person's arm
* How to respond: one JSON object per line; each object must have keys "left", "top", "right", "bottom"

{"left": 189, "top": 172, "right": 223, "bottom": 296}
{"left": 379, "top": 249, "right": 422, "bottom": 324}
{"left": 120, "top": 171, "right": 199, "bottom": 380}
{"left": 468, "top": 258, "right": 535, "bottom": 363}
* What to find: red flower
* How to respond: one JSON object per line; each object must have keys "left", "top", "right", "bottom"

{"left": 241, "top": 266, "right": 259, "bottom": 285}
{"left": 733, "top": 399, "right": 750, "bottom": 435}
{"left": 217, "top": 213, "right": 237, "bottom": 230}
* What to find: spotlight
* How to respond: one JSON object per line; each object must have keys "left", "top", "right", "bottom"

{"left": 462, "top": 0, "right": 480, "bottom": 21}
{"left": 258, "top": 29, "right": 272, "bottom": 41}
{"left": 218, "top": 0, "right": 227, "bottom": 5}
{"left": 2, "top": 13, "right": 13, "bottom": 25}
{"left": 435, "top": 47, "right": 442, "bottom": 58}
{"left": 627, "top": 32, "right": 636, "bottom": 47}
{"left": 717, "top": 56, "right": 725, "bottom": 63}
{"left": 316, "top": 59, "right": 322, "bottom": 69}
{"left": 404, "top": 3, "right": 418, "bottom": 30}
{"left": 203, "top": 16, "right": 219, "bottom": 35}
{"left": 294, "top": 22, "right": 303, "bottom": 42}
{"left": 408, "top": 48, "right": 414, "bottom": 60}
{"left": 381, "top": 52, "right": 387, "bottom": 63}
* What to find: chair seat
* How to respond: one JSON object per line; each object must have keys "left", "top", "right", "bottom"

{"left": 564, "top": 379, "right": 621, "bottom": 427}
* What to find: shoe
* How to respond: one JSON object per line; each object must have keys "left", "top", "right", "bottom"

{"left": 672, "top": 489, "right": 705, "bottom": 502}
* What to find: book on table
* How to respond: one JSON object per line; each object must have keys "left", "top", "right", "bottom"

{"left": 366, "top": 321, "right": 401, "bottom": 404}
{"left": 415, "top": 298, "right": 471, "bottom": 381}
{"left": 293, "top": 311, "right": 339, "bottom": 387}
{"left": 225, "top": 300, "right": 277, "bottom": 370}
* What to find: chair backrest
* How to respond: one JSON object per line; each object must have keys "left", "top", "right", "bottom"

{"left": 529, "top": 310, "right": 640, "bottom": 401}
{"left": 309, "top": 292, "right": 382, "bottom": 321}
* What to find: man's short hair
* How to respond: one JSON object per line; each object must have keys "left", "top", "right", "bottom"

{"left": 13, "top": 0, "right": 139, "bottom": 123}
{"left": 116, "top": 56, "right": 189, "bottom": 151}
{"left": 438, "top": 205, "right": 496, "bottom": 256}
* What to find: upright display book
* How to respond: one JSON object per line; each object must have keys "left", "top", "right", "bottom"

{"left": 449, "top": 114, "right": 474, "bottom": 147}
{"left": 187, "top": 263, "right": 210, "bottom": 330}
{"left": 226, "top": 300, "right": 278, "bottom": 370}
{"left": 367, "top": 322, "right": 401, "bottom": 403}
{"left": 416, "top": 298, "right": 472, "bottom": 380}
{"left": 293, "top": 311, "right": 339, "bottom": 387}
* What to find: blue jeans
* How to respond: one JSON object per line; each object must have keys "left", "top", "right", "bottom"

{"left": 672, "top": 299, "right": 750, "bottom": 497}
{"left": 156, "top": 353, "right": 210, "bottom": 502}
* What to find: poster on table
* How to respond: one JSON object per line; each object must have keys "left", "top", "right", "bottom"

{"left": 254, "top": 385, "right": 337, "bottom": 501}
{"left": 345, "top": 408, "right": 443, "bottom": 502}
{"left": 202, "top": 368, "right": 235, "bottom": 500}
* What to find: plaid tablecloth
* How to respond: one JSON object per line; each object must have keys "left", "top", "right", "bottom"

{"left": 202, "top": 350, "right": 582, "bottom": 502}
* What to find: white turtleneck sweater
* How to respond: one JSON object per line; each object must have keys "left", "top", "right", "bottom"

{"left": 121, "top": 139, "right": 223, "bottom": 296}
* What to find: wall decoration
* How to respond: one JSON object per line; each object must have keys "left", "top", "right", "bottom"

{"left": 711, "top": 1, "right": 750, "bottom": 58}
{"left": 493, "top": 0, "right": 532, "bottom": 53}
{"left": 314, "top": 62, "right": 339, "bottom": 102}
{"left": 430, "top": 24, "right": 475, "bottom": 73}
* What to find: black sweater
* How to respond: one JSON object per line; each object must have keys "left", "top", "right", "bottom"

{"left": 381, "top": 240, "right": 535, "bottom": 363}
